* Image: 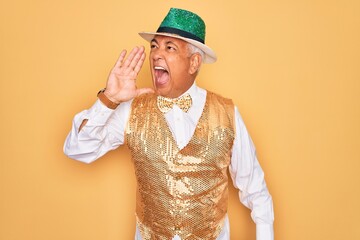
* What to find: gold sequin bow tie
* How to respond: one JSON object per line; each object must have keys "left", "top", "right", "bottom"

{"left": 157, "top": 94, "right": 193, "bottom": 113}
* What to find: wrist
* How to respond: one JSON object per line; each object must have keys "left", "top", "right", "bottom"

{"left": 97, "top": 89, "right": 120, "bottom": 109}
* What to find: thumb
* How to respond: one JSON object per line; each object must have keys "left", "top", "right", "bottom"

{"left": 136, "top": 88, "right": 155, "bottom": 96}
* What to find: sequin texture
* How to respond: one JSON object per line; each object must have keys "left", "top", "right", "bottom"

{"left": 159, "top": 8, "right": 206, "bottom": 42}
{"left": 126, "top": 92, "right": 235, "bottom": 239}
{"left": 157, "top": 94, "right": 193, "bottom": 113}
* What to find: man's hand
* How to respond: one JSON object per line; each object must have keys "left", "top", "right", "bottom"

{"left": 104, "top": 46, "right": 154, "bottom": 104}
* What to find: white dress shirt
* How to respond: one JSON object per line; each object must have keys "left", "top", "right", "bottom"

{"left": 64, "top": 83, "right": 274, "bottom": 240}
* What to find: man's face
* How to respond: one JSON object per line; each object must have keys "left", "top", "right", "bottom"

{"left": 150, "top": 35, "right": 195, "bottom": 98}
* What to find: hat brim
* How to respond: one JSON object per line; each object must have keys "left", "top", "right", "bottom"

{"left": 139, "top": 32, "right": 217, "bottom": 64}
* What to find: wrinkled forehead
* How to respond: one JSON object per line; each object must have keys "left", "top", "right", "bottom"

{"left": 151, "top": 35, "right": 188, "bottom": 46}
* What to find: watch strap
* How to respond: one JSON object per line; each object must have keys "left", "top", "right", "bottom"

{"left": 97, "top": 89, "right": 119, "bottom": 110}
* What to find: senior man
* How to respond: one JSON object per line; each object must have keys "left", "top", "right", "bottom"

{"left": 64, "top": 8, "right": 274, "bottom": 240}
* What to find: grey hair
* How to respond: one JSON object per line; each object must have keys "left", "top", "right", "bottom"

{"left": 187, "top": 43, "right": 205, "bottom": 60}
{"left": 187, "top": 43, "right": 204, "bottom": 74}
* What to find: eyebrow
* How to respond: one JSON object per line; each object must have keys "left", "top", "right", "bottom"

{"left": 150, "top": 38, "right": 178, "bottom": 47}
{"left": 165, "top": 41, "right": 176, "bottom": 46}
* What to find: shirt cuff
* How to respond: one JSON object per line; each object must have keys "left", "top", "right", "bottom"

{"left": 84, "top": 99, "right": 115, "bottom": 125}
{"left": 256, "top": 224, "right": 274, "bottom": 240}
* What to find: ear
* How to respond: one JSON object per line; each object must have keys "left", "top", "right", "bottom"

{"left": 189, "top": 53, "right": 202, "bottom": 75}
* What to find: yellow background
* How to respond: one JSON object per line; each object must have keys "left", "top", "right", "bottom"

{"left": 1, "top": 0, "right": 359, "bottom": 239}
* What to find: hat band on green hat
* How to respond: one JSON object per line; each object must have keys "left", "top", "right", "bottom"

{"left": 157, "top": 27, "right": 205, "bottom": 44}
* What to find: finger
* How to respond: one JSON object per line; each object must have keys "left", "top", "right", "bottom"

{"left": 129, "top": 46, "right": 145, "bottom": 70}
{"left": 113, "top": 50, "right": 127, "bottom": 68}
{"left": 133, "top": 51, "right": 146, "bottom": 73}
{"left": 136, "top": 87, "right": 155, "bottom": 96}
{"left": 131, "top": 47, "right": 145, "bottom": 71}
{"left": 122, "top": 46, "right": 139, "bottom": 68}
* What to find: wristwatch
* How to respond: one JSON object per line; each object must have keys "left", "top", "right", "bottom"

{"left": 97, "top": 88, "right": 119, "bottom": 110}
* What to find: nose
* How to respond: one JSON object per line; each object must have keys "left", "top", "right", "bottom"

{"left": 150, "top": 47, "right": 164, "bottom": 61}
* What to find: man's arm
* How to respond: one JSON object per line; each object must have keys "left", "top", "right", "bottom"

{"left": 63, "top": 99, "right": 131, "bottom": 163}
{"left": 63, "top": 46, "right": 154, "bottom": 163}
{"left": 229, "top": 106, "right": 274, "bottom": 240}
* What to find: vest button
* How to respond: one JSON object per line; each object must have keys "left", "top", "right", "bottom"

{"left": 177, "top": 154, "right": 182, "bottom": 159}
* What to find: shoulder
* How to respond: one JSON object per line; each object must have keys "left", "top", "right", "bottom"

{"left": 131, "top": 93, "right": 157, "bottom": 106}
{"left": 206, "top": 90, "right": 234, "bottom": 107}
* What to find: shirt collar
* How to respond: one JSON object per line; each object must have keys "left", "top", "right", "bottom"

{"left": 179, "top": 82, "right": 206, "bottom": 112}
{"left": 179, "top": 82, "right": 198, "bottom": 99}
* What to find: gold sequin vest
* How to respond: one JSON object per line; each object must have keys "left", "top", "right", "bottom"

{"left": 126, "top": 91, "right": 235, "bottom": 240}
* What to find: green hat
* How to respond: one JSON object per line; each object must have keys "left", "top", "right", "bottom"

{"left": 139, "top": 8, "right": 217, "bottom": 63}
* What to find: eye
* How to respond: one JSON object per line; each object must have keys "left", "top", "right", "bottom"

{"left": 150, "top": 42, "right": 158, "bottom": 49}
{"left": 167, "top": 46, "right": 176, "bottom": 51}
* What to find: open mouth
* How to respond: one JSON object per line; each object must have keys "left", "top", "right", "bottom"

{"left": 154, "top": 66, "right": 169, "bottom": 86}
